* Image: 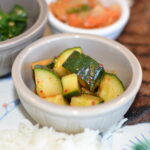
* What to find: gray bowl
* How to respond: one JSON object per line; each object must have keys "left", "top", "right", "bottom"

{"left": 0, "top": 0, "right": 48, "bottom": 76}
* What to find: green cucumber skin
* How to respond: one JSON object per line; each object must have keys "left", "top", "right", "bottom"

{"left": 103, "top": 72, "right": 125, "bottom": 90}
{"left": 33, "top": 63, "right": 54, "bottom": 70}
{"left": 98, "top": 72, "right": 125, "bottom": 101}
{"left": 53, "top": 47, "right": 83, "bottom": 76}
{"left": 99, "top": 101, "right": 104, "bottom": 104}
{"left": 54, "top": 47, "right": 82, "bottom": 68}
{"left": 46, "top": 62, "right": 55, "bottom": 69}
{"left": 57, "top": 47, "right": 82, "bottom": 57}
{"left": 34, "top": 65, "right": 50, "bottom": 70}
{"left": 64, "top": 91, "right": 81, "bottom": 99}
{"left": 63, "top": 51, "right": 105, "bottom": 91}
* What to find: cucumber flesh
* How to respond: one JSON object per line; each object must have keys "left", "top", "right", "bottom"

{"left": 34, "top": 68, "right": 62, "bottom": 98}
{"left": 71, "top": 94, "right": 103, "bottom": 107}
{"left": 62, "top": 73, "right": 81, "bottom": 98}
{"left": 53, "top": 47, "right": 82, "bottom": 76}
{"left": 32, "top": 58, "right": 53, "bottom": 69}
{"left": 44, "top": 94, "right": 67, "bottom": 105}
{"left": 97, "top": 72, "right": 125, "bottom": 102}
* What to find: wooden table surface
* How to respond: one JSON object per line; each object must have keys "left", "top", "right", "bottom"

{"left": 117, "top": 0, "right": 150, "bottom": 124}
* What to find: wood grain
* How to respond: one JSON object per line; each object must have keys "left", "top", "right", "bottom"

{"left": 117, "top": 0, "right": 150, "bottom": 124}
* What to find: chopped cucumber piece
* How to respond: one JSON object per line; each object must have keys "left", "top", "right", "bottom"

{"left": 97, "top": 72, "right": 125, "bottom": 102}
{"left": 32, "top": 58, "right": 54, "bottom": 69}
{"left": 44, "top": 94, "right": 67, "bottom": 105}
{"left": 63, "top": 51, "right": 105, "bottom": 91}
{"left": 34, "top": 68, "right": 62, "bottom": 98}
{"left": 71, "top": 94, "right": 103, "bottom": 107}
{"left": 62, "top": 73, "right": 81, "bottom": 98}
{"left": 53, "top": 47, "right": 82, "bottom": 76}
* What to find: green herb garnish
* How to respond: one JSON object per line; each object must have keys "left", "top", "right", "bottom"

{"left": 67, "top": 4, "right": 91, "bottom": 14}
{"left": 0, "top": 4, "right": 28, "bottom": 41}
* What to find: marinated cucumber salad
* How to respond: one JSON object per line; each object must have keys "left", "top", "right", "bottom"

{"left": 0, "top": 4, "right": 28, "bottom": 41}
{"left": 32, "top": 47, "right": 125, "bottom": 107}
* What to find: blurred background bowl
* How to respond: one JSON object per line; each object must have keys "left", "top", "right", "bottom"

{"left": 12, "top": 33, "right": 142, "bottom": 133}
{"left": 47, "top": 0, "right": 130, "bottom": 40}
{"left": 0, "top": 0, "right": 48, "bottom": 77}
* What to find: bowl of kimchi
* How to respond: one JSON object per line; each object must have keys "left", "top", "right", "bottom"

{"left": 47, "top": 0, "right": 130, "bottom": 39}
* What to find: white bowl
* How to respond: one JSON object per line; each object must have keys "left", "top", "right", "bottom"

{"left": 12, "top": 33, "right": 142, "bottom": 133}
{"left": 47, "top": 0, "right": 130, "bottom": 39}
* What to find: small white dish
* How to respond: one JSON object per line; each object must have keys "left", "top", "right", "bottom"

{"left": 46, "top": 0, "right": 130, "bottom": 39}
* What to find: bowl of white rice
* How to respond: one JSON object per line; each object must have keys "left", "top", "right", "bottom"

{"left": 0, "top": 120, "right": 108, "bottom": 150}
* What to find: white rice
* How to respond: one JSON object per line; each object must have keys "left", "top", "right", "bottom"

{"left": 0, "top": 121, "right": 109, "bottom": 150}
